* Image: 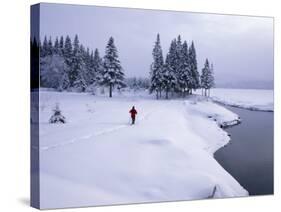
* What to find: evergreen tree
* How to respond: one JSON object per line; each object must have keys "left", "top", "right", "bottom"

{"left": 49, "top": 103, "right": 66, "bottom": 124}
{"left": 72, "top": 35, "right": 87, "bottom": 91}
{"left": 83, "top": 47, "right": 92, "bottom": 86}
{"left": 63, "top": 35, "right": 73, "bottom": 87}
{"left": 207, "top": 62, "right": 215, "bottom": 96}
{"left": 47, "top": 36, "right": 53, "bottom": 56}
{"left": 175, "top": 35, "right": 184, "bottom": 93}
{"left": 100, "top": 37, "right": 125, "bottom": 97}
{"left": 92, "top": 48, "right": 103, "bottom": 85}
{"left": 162, "top": 40, "right": 177, "bottom": 99}
{"left": 200, "top": 58, "right": 214, "bottom": 96}
{"left": 59, "top": 36, "right": 64, "bottom": 55}
{"left": 179, "top": 41, "right": 192, "bottom": 96}
{"left": 53, "top": 37, "right": 59, "bottom": 54}
{"left": 150, "top": 33, "right": 164, "bottom": 99}
{"left": 64, "top": 35, "right": 72, "bottom": 61}
{"left": 41, "top": 36, "right": 48, "bottom": 57}
{"left": 189, "top": 41, "right": 200, "bottom": 92}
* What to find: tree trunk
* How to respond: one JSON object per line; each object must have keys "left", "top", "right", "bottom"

{"left": 109, "top": 84, "right": 112, "bottom": 98}
{"left": 166, "top": 89, "right": 169, "bottom": 99}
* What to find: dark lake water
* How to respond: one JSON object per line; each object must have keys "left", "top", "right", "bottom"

{"left": 214, "top": 106, "right": 274, "bottom": 196}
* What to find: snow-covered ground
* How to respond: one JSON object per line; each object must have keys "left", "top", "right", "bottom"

{"left": 197, "top": 88, "right": 273, "bottom": 112}
{"left": 36, "top": 91, "right": 248, "bottom": 209}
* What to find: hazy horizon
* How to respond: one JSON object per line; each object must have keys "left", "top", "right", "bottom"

{"left": 39, "top": 3, "right": 274, "bottom": 89}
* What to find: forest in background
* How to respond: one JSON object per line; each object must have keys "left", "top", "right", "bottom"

{"left": 30, "top": 34, "right": 215, "bottom": 98}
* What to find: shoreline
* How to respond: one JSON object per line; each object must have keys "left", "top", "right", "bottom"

{"left": 211, "top": 97, "right": 274, "bottom": 113}
{"left": 213, "top": 104, "right": 273, "bottom": 195}
{"left": 211, "top": 99, "right": 273, "bottom": 113}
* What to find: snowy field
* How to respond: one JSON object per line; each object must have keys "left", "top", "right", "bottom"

{"left": 35, "top": 90, "right": 248, "bottom": 209}
{"left": 197, "top": 88, "right": 274, "bottom": 112}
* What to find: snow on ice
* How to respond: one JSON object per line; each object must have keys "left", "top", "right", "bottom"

{"left": 199, "top": 88, "right": 274, "bottom": 112}
{"left": 36, "top": 90, "right": 249, "bottom": 209}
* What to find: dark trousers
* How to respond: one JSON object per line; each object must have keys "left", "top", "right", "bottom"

{"left": 131, "top": 116, "right": 135, "bottom": 124}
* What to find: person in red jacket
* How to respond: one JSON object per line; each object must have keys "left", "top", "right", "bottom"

{"left": 129, "top": 106, "right": 138, "bottom": 125}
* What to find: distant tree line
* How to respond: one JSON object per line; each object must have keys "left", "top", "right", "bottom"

{"left": 125, "top": 77, "right": 150, "bottom": 92}
{"left": 31, "top": 33, "right": 215, "bottom": 98}
{"left": 34, "top": 35, "right": 125, "bottom": 97}
{"left": 150, "top": 34, "right": 215, "bottom": 99}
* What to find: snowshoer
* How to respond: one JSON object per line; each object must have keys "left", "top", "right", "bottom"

{"left": 129, "top": 106, "right": 138, "bottom": 125}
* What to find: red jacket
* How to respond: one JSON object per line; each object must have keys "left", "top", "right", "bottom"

{"left": 129, "top": 108, "right": 137, "bottom": 118}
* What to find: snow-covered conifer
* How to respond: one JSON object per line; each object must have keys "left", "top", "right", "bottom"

{"left": 91, "top": 48, "right": 103, "bottom": 85}
{"left": 161, "top": 40, "right": 177, "bottom": 99}
{"left": 41, "top": 36, "right": 48, "bottom": 57}
{"left": 47, "top": 36, "right": 53, "bottom": 56}
{"left": 63, "top": 35, "right": 73, "bottom": 67}
{"left": 150, "top": 33, "right": 164, "bottom": 99}
{"left": 100, "top": 37, "right": 125, "bottom": 97}
{"left": 179, "top": 41, "right": 192, "bottom": 96}
{"left": 59, "top": 36, "right": 64, "bottom": 55}
{"left": 53, "top": 37, "right": 59, "bottom": 54}
{"left": 72, "top": 36, "right": 87, "bottom": 91}
{"left": 49, "top": 103, "right": 66, "bottom": 124}
{"left": 189, "top": 41, "right": 200, "bottom": 92}
{"left": 200, "top": 58, "right": 214, "bottom": 96}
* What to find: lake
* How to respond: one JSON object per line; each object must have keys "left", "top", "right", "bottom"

{"left": 214, "top": 106, "right": 274, "bottom": 196}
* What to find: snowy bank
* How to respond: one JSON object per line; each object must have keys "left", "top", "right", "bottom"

{"left": 186, "top": 96, "right": 241, "bottom": 128}
{"left": 37, "top": 91, "right": 248, "bottom": 209}
{"left": 198, "top": 88, "right": 273, "bottom": 112}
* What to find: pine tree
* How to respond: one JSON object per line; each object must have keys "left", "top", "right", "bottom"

{"left": 162, "top": 40, "right": 177, "bottom": 99}
{"left": 179, "top": 41, "right": 192, "bottom": 96}
{"left": 53, "top": 37, "right": 59, "bottom": 54}
{"left": 63, "top": 35, "right": 73, "bottom": 86}
{"left": 150, "top": 33, "right": 164, "bottom": 99}
{"left": 175, "top": 35, "right": 184, "bottom": 93}
{"left": 72, "top": 35, "right": 87, "bottom": 91}
{"left": 92, "top": 48, "right": 103, "bottom": 85}
{"left": 41, "top": 36, "right": 48, "bottom": 57}
{"left": 189, "top": 41, "right": 200, "bottom": 92}
{"left": 83, "top": 47, "right": 92, "bottom": 86}
{"left": 49, "top": 103, "right": 66, "bottom": 124}
{"left": 47, "top": 36, "right": 53, "bottom": 56}
{"left": 64, "top": 35, "right": 72, "bottom": 61}
{"left": 100, "top": 37, "right": 125, "bottom": 97}
{"left": 200, "top": 58, "right": 214, "bottom": 96}
{"left": 207, "top": 63, "right": 215, "bottom": 96}
{"left": 59, "top": 36, "right": 64, "bottom": 55}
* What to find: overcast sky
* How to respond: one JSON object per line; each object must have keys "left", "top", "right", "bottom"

{"left": 39, "top": 3, "right": 274, "bottom": 89}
